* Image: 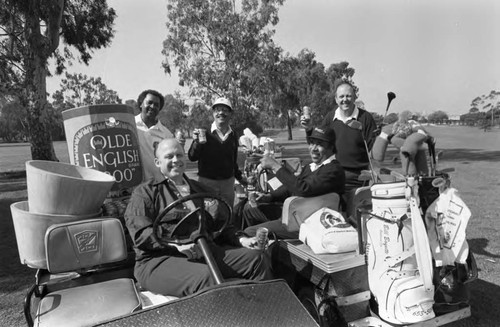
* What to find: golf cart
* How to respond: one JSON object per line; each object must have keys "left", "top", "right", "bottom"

{"left": 11, "top": 101, "right": 475, "bottom": 326}
{"left": 12, "top": 153, "right": 476, "bottom": 327}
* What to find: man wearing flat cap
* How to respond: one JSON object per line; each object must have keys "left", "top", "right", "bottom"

{"left": 242, "top": 127, "right": 346, "bottom": 240}
{"left": 188, "top": 97, "right": 246, "bottom": 206}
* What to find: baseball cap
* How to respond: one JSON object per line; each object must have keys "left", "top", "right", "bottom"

{"left": 307, "top": 127, "right": 336, "bottom": 144}
{"left": 212, "top": 97, "right": 233, "bottom": 111}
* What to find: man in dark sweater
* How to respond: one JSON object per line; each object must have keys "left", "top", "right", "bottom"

{"left": 188, "top": 97, "right": 246, "bottom": 206}
{"left": 302, "top": 80, "right": 377, "bottom": 191}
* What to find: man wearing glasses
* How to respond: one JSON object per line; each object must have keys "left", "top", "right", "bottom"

{"left": 302, "top": 80, "right": 377, "bottom": 191}
{"left": 188, "top": 97, "right": 247, "bottom": 206}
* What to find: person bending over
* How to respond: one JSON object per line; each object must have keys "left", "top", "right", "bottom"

{"left": 125, "top": 138, "right": 272, "bottom": 297}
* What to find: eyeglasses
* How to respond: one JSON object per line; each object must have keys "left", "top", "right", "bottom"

{"left": 213, "top": 106, "right": 231, "bottom": 113}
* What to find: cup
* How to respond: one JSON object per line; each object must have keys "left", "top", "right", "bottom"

{"left": 255, "top": 227, "right": 269, "bottom": 250}
{"left": 264, "top": 140, "right": 275, "bottom": 156}
{"left": 302, "top": 106, "right": 311, "bottom": 121}
{"left": 175, "top": 130, "right": 186, "bottom": 147}
{"left": 198, "top": 128, "right": 207, "bottom": 144}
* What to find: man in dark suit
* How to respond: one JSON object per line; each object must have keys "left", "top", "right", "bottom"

{"left": 242, "top": 127, "right": 346, "bottom": 239}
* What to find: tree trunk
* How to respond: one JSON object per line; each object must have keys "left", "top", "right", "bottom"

{"left": 286, "top": 111, "right": 293, "bottom": 140}
{"left": 23, "top": 2, "right": 58, "bottom": 161}
{"left": 26, "top": 55, "right": 58, "bottom": 161}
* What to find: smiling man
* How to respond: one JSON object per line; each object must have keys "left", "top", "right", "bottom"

{"left": 125, "top": 138, "right": 272, "bottom": 297}
{"left": 301, "top": 80, "right": 377, "bottom": 191}
{"left": 188, "top": 97, "right": 246, "bottom": 206}
{"left": 135, "top": 89, "right": 174, "bottom": 182}
{"left": 242, "top": 127, "right": 346, "bottom": 239}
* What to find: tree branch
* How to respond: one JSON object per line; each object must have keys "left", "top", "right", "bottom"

{"left": 46, "top": 0, "right": 64, "bottom": 53}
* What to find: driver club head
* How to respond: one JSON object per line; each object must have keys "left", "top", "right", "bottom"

{"left": 385, "top": 91, "right": 396, "bottom": 112}
{"left": 387, "top": 92, "right": 396, "bottom": 102}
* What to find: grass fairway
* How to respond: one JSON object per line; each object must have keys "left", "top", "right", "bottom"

{"left": 0, "top": 125, "right": 499, "bottom": 326}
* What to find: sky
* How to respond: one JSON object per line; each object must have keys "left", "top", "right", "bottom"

{"left": 46, "top": 0, "right": 500, "bottom": 117}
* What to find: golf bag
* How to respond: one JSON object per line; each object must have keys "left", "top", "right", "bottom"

{"left": 366, "top": 179, "right": 435, "bottom": 324}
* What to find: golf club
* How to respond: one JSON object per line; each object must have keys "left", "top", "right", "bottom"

{"left": 348, "top": 120, "right": 379, "bottom": 183}
{"left": 383, "top": 91, "right": 396, "bottom": 123}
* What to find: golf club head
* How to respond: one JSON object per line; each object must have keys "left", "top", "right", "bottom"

{"left": 387, "top": 92, "right": 396, "bottom": 102}
{"left": 384, "top": 91, "right": 397, "bottom": 120}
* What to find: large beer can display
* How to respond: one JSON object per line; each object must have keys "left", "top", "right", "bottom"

{"left": 62, "top": 104, "right": 143, "bottom": 198}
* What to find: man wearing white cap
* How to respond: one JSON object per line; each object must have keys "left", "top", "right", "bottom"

{"left": 188, "top": 97, "right": 246, "bottom": 206}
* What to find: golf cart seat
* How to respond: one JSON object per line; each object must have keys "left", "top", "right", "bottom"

{"left": 28, "top": 218, "right": 142, "bottom": 327}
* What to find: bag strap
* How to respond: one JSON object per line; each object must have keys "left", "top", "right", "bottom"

{"left": 409, "top": 196, "right": 434, "bottom": 292}
{"left": 384, "top": 247, "right": 415, "bottom": 267}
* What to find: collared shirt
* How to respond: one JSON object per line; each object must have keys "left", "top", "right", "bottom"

{"left": 211, "top": 121, "right": 233, "bottom": 142}
{"left": 135, "top": 114, "right": 174, "bottom": 182}
{"left": 164, "top": 177, "right": 196, "bottom": 211}
{"left": 333, "top": 106, "right": 360, "bottom": 124}
{"left": 309, "top": 154, "right": 337, "bottom": 172}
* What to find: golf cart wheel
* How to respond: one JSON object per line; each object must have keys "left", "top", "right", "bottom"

{"left": 298, "top": 286, "right": 319, "bottom": 323}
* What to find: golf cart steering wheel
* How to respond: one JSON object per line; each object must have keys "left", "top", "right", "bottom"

{"left": 152, "top": 193, "right": 231, "bottom": 246}
{"left": 152, "top": 193, "right": 232, "bottom": 285}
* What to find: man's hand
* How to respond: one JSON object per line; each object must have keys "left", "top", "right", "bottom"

{"left": 171, "top": 243, "right": 202, "bottom": 260}
{"left": 192, "top": 129, "right": 200, "bottom": 142}
{"left": 300, "top": 115, "right": 313, "bottom": 129}
{"left": 239, "top": 236, "right": 258, "bottom": 249}
{"left": 260, "top": 155, "right": 281, "bottom": 172}
{"left": 256, "top": 192, "right": 272, "bottom": 203}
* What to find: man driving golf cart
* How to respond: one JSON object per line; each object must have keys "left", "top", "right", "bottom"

{"left": 125, "top": 138, "right": 273, "bottom": 297}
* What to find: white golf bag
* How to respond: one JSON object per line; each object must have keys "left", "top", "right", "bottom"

{"left": 366, "top": 179, "right": 435, "bottom": 324}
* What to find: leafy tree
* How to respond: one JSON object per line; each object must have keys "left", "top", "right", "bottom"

{"left": 384, "top": 112, "right": 399, "bottom": 125}
{"left": 269, "top": 50, "right": 341, "bottom": 140}
{"left": 0, "top": 98, "right": 28, "bottom": 142}
{"left": 49, "top": 72, "right": 121, "bottom": 141}
{"left": 0, "top": 0, "right": 116, "bottom": 160}
{"left": 184, "top": 101, "right": 213, "bottom": 134}
{"left": 52, "top": 72, "right": 122, "bottom": 108}
{"left": 427, "top": 110, "right": 449, "bottom": 124}
{"left": 162, "top": 0, "right": 283, "bottom": 136}
{"left": 160, "top": 93, "right": 189, "bottom": 135}
{"left": 471, "top": 90, "right": 500, "bottom": 128}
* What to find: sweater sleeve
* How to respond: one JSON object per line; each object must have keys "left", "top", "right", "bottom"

{"left": 361, "top": 110, "right": 377, "bottom": 150}
{"left": 187, "top": 140, "right": 202, "bottom": 162}
{"left": 277, "top": 162, "right": 345, "bottom": 197}
{"left": 233, "top": 135, "right": 243, "bottom": 181}
{"left": 124, "top": 185, "right": 177, "bottom": 252}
